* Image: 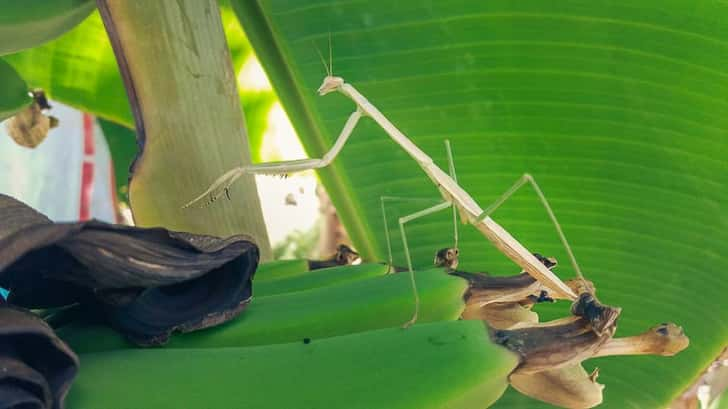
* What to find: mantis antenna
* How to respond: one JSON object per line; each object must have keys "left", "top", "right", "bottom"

{"left": 328, "top": 32, "right": 333, "bottom": 78}
{"left": 314, "top": 39, "right": 331, "bottom": 77}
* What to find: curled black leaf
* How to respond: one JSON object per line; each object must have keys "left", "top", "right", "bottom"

{"left": 0, "top": 306, "right": 79, "bottom": 409}
{"left": 0, "top": 194, "right": 259, "bottom": 346}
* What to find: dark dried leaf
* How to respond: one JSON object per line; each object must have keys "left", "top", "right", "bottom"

{"left": 0, "top": 194, "right": 259, "bottom": 345}
{"left": 0, "top": 306, "right": 79, "bottom": 409}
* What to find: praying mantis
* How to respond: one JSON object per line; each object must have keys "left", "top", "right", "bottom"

{"left": 185, "top": 54, "right": 598, "bottom": 328}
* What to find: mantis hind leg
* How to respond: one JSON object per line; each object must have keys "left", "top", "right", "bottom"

{"left": 474, "top": 173, "right": 584, "bottom": 280}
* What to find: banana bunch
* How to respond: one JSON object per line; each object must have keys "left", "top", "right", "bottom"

{"left": 57, "top": 251, "right": 689, "bottom": 409}
{"left": 67, "top": 320, "right": 519, "bottom": 409}
{"left": 58, "top": 266, "right": 467, "bottom": 352}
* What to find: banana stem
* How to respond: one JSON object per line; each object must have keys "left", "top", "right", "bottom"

{"left": 97, "top": 0, "right": 271, "bottom": 257}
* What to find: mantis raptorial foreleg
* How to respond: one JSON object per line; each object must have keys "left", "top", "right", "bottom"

{"left": 183, "top": 108, "right": 364, "bottom": 207}
{"left": 187, "top": 74, "right": 580, "bottom": 301}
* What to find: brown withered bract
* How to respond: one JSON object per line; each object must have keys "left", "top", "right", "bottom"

{"left": 436, "top": 249, "right": 688, "bottom": 408}
{"left": 570, "top": 292, "right": 621, "bottom": 337}
{"left": 434, "top": 247, "right": 459, "bottom": 270}
{"left": 454, "top": 252, "right": 560, "bottom": 330}
{"left": 510, "top": 364, "right": 604, "bottom": 409}
{"left": 450, "top": 251, "right": 561, "bottom": 308}
{"left": 450, "top": 250, "right": 622, "bottom": 341}
{"left": 5, "top": 90, "right": 59, "bottom": 149}
{"left": 498, "top": 316, "right": 688, "bottom": 408}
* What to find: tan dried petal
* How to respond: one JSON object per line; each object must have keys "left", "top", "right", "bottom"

{"left": 434, "top": 247, "right": 459, "bottom": 270}
{"left": 510, "top": 364, "right": 604, "bottom": 409}
{"left": 462, "top": 302, "right": 538, "bottom": 329}
{"left": 595, "top": 322, "right": 689, "bottom": 357}
{"left": 565, "top": 278, "right": 595, "bottom": 296}
{"left": 453, "top": 270, "right": 548, "bottom": 306}
{"left": 494, "top": 316, "right": 613, "bottom": 374}
{"left": 6, "top": 103, "right": 52, "bottom": 149}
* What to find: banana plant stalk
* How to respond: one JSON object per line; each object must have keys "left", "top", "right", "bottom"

{"left": 96, "top": 0, "right": 271, "bottom": 257}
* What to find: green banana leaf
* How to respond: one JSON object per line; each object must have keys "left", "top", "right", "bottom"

{"left": 97, "top": 119, "right": 136, "bottom": 203}
{"left": 0, "top": 57, "right": 31, "bottom": 121}
{"left": 3, "top": 4, "right": 276, "bottom": 161}
{"left": 0, "top": 0, "right": 95, "bottom": 55}
{"left": 233, "top": 1, "right": 728, "bottom": 408}
{"left": 3, "top": 11, "right": 128, "bottom": 125}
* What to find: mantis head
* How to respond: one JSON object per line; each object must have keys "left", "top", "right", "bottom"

{"left": 318, "top": 75, "right": 344, "bottom": 95}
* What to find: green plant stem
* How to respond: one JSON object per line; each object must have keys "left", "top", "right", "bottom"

{"left": 97, "top": 0, "right": 271, "bottom": 258}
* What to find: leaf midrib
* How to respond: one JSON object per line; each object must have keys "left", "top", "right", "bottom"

{"left": 234, "top": 0, "right": 379, "bottom": 258}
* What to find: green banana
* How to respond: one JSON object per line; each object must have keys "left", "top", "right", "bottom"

{"left": 254, "top": 262, "right": 388, "bottom": 296}
{"left": 255, "top": 244, "right": 362, "bottom": 283}
{"left": 0, "top": 57, "right": 31, "bottom": 121}
{"left": 254, "top": 258, "right": 309, "bottom": 281}
{"left": 66, "top": 320, "right": 520, "bottom": 409}
{"left": 63, "top": 302, "right": 689, "bottom": 409}
{"left": 58, "top": 267, "right": 468, "bottom": 352}
{"left": 0, "top": 0, "right": 95, "bottom": 55}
